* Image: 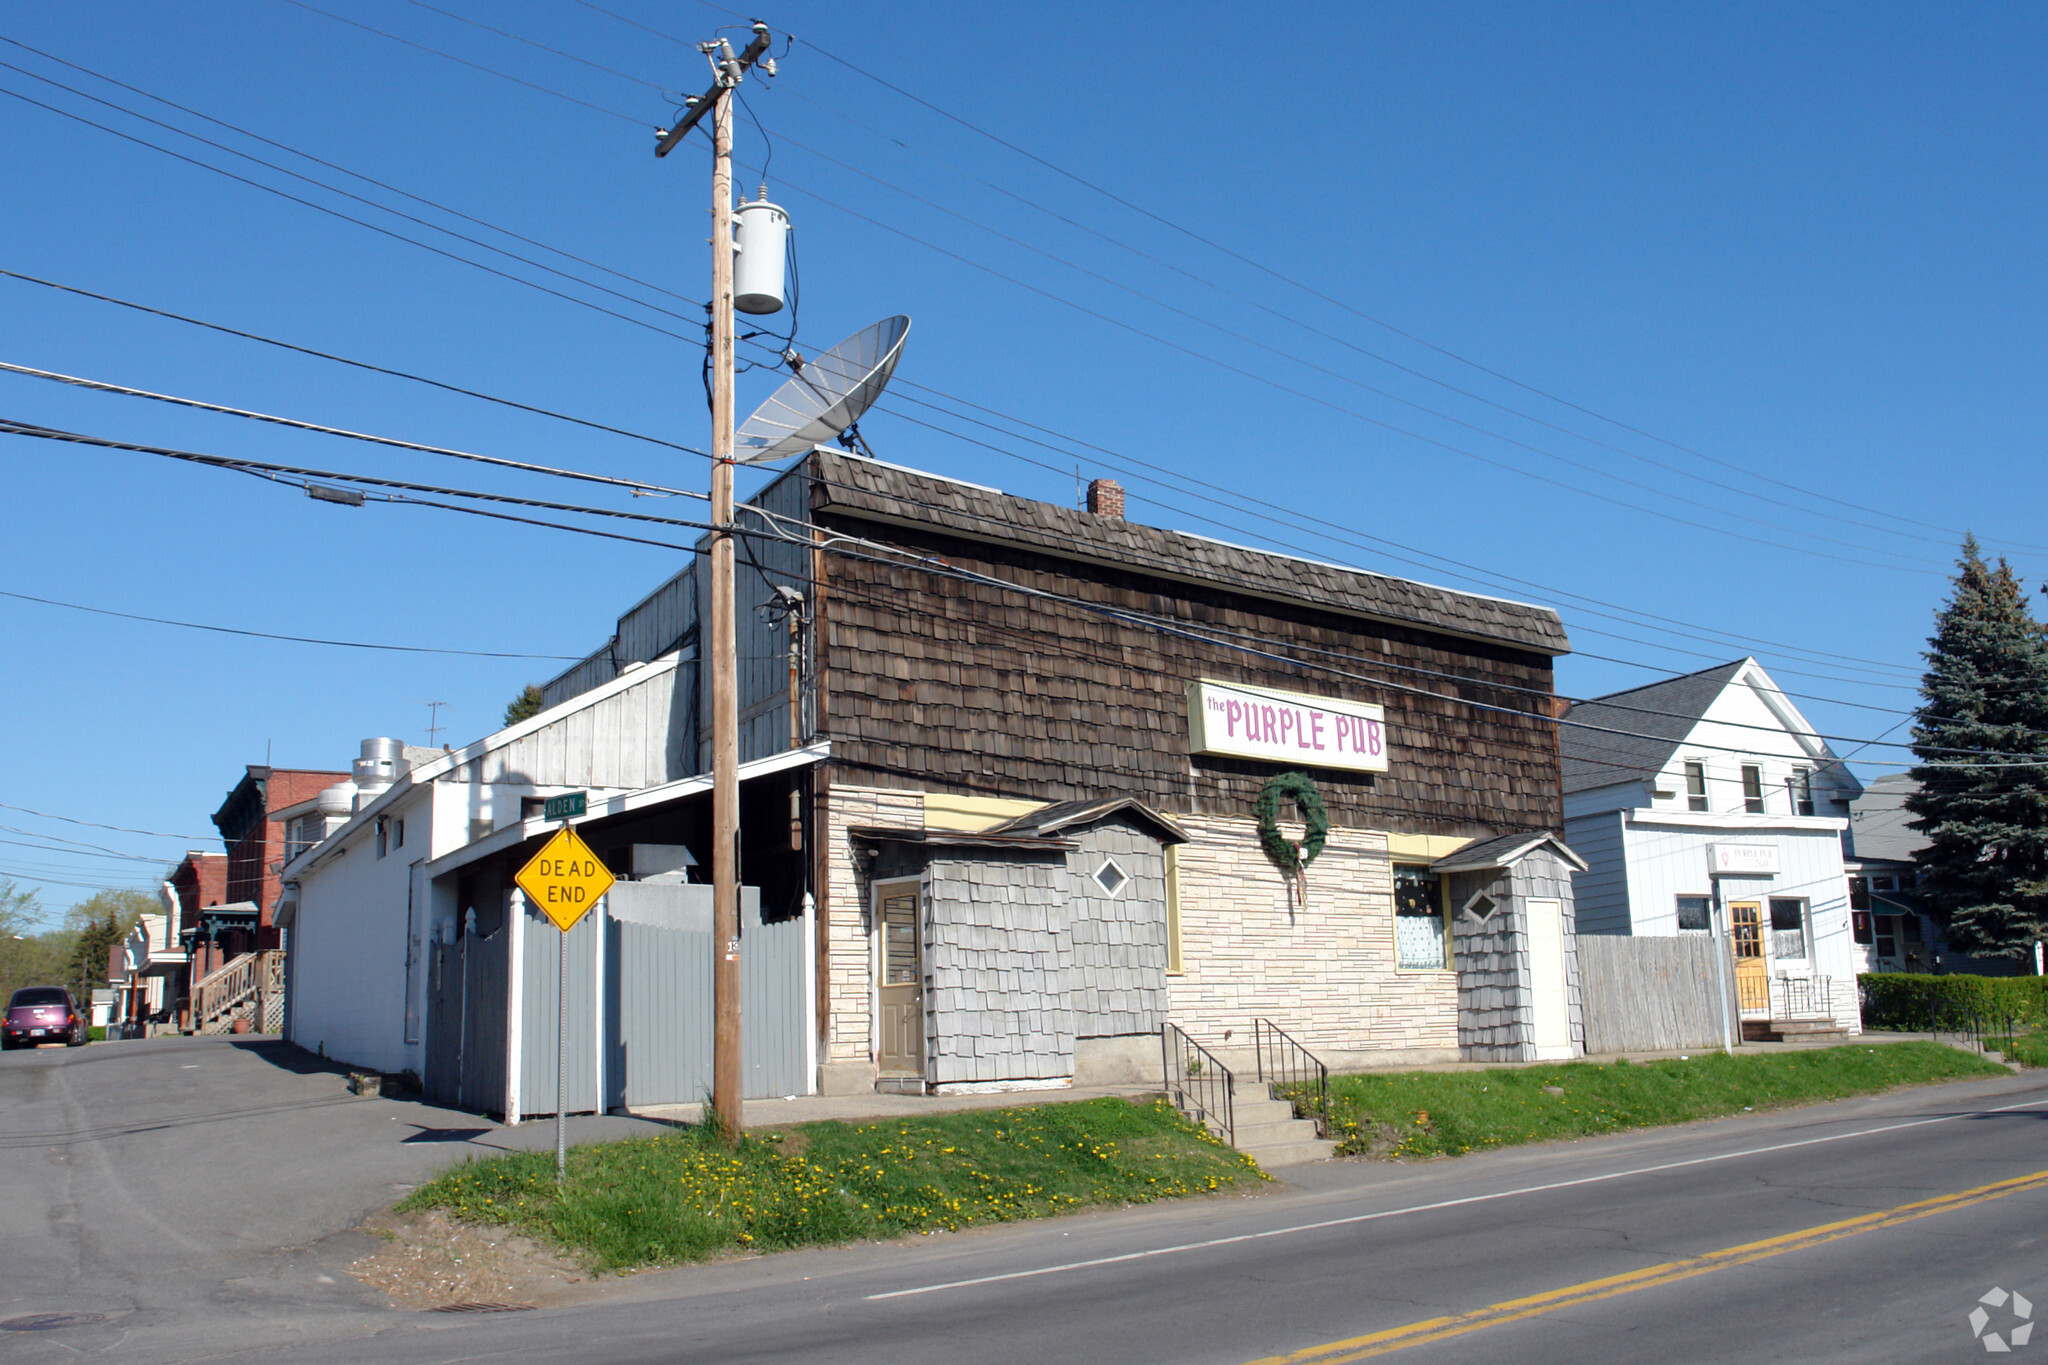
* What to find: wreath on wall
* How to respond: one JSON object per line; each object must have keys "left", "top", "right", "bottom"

{"left": 1256, "top": 772, "right": 1329, "bottom": 903}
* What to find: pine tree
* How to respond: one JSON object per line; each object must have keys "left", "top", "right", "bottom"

{"left": 503, "top": 683, "right": 545, "bottom": 728}
{"left": 1905, "top": 536, "right": 2048, "bottom": 959}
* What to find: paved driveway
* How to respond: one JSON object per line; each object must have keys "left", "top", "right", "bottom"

{"left": 0, "top": 1034, "right": 667, "bottom": 1357}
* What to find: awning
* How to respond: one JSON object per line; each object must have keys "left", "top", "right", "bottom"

{"left": 419, "top": 741, "right": 830, "bottom": 880}
{"left": 1872, "top": 892, "right": 1928, "bottom": 917}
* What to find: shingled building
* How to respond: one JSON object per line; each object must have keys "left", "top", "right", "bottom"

{"left": 526, "top": 449, "right": 1586, "bottom": 1093}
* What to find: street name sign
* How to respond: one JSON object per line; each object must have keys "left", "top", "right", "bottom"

{"left": 542, "top": 791, "right": 587, "bottom": 822}
{"left": 514, "top": 826, "right": 615, "bottom": 933}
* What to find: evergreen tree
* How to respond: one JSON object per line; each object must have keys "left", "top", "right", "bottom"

{"left": 503, "top": 683, "right": 545, "bottom": 727}
{"left": 1906, "top": 536, "right": 2048, "bottom": 959}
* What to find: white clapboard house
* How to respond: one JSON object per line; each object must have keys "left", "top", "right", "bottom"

{"left": 1561, "top": 659, "right": 1862, "bottom": 1039}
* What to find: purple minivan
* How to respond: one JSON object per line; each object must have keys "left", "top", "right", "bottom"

{"left": 2, "top": 986, "right": 88, "bottom": 1050}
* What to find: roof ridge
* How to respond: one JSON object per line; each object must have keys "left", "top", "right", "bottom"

{"left": 1573, "top": 657, "right": 1750, "bottom": 707}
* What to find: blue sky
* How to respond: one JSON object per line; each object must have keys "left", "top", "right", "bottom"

{"left": 1, "top": 2, "right": 2042, "bottom": 920}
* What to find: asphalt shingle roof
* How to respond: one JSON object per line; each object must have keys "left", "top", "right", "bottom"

{"left": 1560, "top": 659, "right": 1750, "bottom": 794}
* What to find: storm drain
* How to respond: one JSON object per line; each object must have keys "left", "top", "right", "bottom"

{"left": 2, "top": 1313, "right": 110, "bottom": 1332}
{"left": 429, "top": 1302, "right": 536, "bottom": 1314}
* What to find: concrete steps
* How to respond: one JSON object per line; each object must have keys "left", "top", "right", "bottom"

{"left": 1743, "top": 1019, "right": 1853, "bottom": 1044}
{"left": 1178, "top": 1086, "right": 1336, "bottom": 1168}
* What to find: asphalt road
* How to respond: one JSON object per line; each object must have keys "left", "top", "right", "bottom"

{"left": 5, "top": 1037, "right": 2046, "bottom": 1363}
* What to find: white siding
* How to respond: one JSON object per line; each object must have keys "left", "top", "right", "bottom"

{"left": 288, "top": 787, "right": 433, "bottom": 1075}
{"left": 1619, "top": 816, "right": 1859, "bottom": 1032}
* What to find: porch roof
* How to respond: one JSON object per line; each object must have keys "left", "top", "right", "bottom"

{"left": 418, "top": 742, "right": 830, "bottom": 880}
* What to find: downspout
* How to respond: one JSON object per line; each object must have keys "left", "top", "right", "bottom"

{"left": 1711, "top": 871, "right": 1735, "bottom": 1052}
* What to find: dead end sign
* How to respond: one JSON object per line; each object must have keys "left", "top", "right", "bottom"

{"left": 514, "top": 826, "right": 616, "bottom": 933}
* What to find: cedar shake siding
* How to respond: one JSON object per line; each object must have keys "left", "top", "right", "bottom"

{"left": 806, "top": 454, "right": 1565, "bottom": 838}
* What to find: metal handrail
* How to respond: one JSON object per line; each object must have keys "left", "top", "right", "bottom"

{"left": 1254, "top": 1018, "right": 1330, "bottom": 1137}
{"left": 1161, "top": 1024, "right": 1234, "bottom": 1148}
{"left": 1776, "top": 974, "right": 1834, "bottom": 1021}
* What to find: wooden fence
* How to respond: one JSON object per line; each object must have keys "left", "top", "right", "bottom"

{"left": 1579, "top": 935, "right": 1741, "bottom": 1054}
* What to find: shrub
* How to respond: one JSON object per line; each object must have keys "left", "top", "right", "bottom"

{"left": 1858, "top": 973, "right": 2048, "bottom": 1031}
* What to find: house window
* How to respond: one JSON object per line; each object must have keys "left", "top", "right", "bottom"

{"left": 1393, "top": 866, "right": 1448, "bottom": 969}
{"left": 1675, "top": 895, "right": 1711, "bottom": 932}
{"left": 393, "top": 818, "right": 405, "bottom": 851}
{"left": 1769, "top": 897, "right": 1809, "bottom": 960}
{"left": 1093, "top": 857, "right": 1129, "bottom": 898}
{"left": 1852, "top": 910, "right": 1873, "bottom": 945}
{"left": 1902, "top": 912, "right": 1923, "bottom": 942}
{"left": 1789, "top": 770, "right": 1814, "bottom": 817}
{"left": 375, "top": 818, "right": 388, "bottom": 859}
{"left": 1164, "top": 844, "right": 1183, "bottom": 975}
{"left": 1849, "top": 876, "right": 1870, "bottom": 910}
{"left": 1685, "top": 761, "right": 1708, "bottom": 812}
{"left": 1741, "top": 766, "right": 1765, "bottom": 814}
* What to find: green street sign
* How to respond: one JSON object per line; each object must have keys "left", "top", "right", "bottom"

{"left": 542, "top": 791, "right": 587, "bottom": 822}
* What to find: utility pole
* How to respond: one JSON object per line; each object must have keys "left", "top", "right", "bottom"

{"left": 656, "top": 23, "right": 774, "bottom": 1142}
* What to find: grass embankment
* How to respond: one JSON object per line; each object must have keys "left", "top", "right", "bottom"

{"left": 2005, "top": 1031, "right": 2048, "bottom": 1068}
{"left": 401, "top": 1096, "right": 1262, "bottom": 1272}
{"left": 1300, "top": 1042, "right": 2008, "bottom": 1160}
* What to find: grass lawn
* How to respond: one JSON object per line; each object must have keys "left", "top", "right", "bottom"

{"left": 1301, "top": 1042, "right": 2009, "bottom": 1160}
{"left": 401, "top": 1096, "right": 1263, "bottom": 1272}
{"left": 2004, "top": 1030, "right": 2048, "bottom": 1068}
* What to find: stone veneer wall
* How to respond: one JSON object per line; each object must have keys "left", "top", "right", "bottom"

{"left": 1167, "top": 814, "right": 1458, "bottom": 1056}
{"left": 824, "top": 785, "right": 922, "bottom": 1075}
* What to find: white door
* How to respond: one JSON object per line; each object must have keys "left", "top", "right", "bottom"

{"left": 1525, "top": 898, "right": 1573, "bottom": 1059}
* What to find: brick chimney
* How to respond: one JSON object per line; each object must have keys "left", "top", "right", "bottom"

{"left": 1086, "top": 477, "right": 1124, "bottom": 520}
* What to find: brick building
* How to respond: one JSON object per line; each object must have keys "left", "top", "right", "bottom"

{"left": 210, "top": 764, "right": 349, "bottom": 960}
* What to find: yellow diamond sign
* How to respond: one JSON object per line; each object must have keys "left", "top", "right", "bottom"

{"left": 514, "top": 825, "right": 615, "bottom": 933}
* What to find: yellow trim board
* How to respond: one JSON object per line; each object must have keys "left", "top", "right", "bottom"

{"left": 920, "top": 792, "right": 1047, "bottom": 832}
{"left": 1384, "top": 833, "right": 1470, "bottom": 862}
{"left": 1244, "top": 1167, "right": 2048, "bottom": 1363}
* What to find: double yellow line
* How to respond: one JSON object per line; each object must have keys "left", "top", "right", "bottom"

{"left": 1247, "top": 1167, "right": 2048, "bottom": 1363}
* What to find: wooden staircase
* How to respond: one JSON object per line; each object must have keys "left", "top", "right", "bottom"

{"left": 189, "top": 950, "right": 284, "bottom": 1035}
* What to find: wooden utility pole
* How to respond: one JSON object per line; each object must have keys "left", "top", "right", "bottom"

{"left": 655, "top": 23, "right": 774, "bottom": 1141}
{"left": 707, "top": 82, "right": 742, "bottom": 1140}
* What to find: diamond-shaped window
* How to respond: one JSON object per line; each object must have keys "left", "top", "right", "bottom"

{"left": 1463, "top": 892, "right": 1499, "bottom": 923}
{"left": 1094, "top": 858, "right": 1129, "bottom": 898}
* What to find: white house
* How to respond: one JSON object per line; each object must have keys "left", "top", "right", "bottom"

{"left": 1562, "top": 658, "right": 1863, "bottom": 1036}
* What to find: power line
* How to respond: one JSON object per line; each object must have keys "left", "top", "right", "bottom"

{"left": 0, "top": 359, "right": 711, "bottom": 500}
{"left": 0, "top": 38, "right": 1949, "bottom": 679}
{"left": 0, "top": 270, "right": 710, "bottom": 459}
{"left": 0, "top": 588, "right": 586, "bottom": 661}
{"left": 765, "top": 20, "right": 2047, "bottom": 554}
{"left": 0, "top": 79, "right": 706, "bottom": 347}
{"left": 44, "top": 410, "right": 2033, "bottom": 770}
{"left": 0, "top": 801, "right": 213, "bottom": 843}
{"left": 0, "top": 35, "right": 700, "bottom": 312}
{"left": 233, "top": 6, "right": 1970, "bottom": 570}
{"left": 279, "top": 0, "right": 646, "bottom": 126}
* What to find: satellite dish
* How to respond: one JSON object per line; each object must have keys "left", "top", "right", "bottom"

{"left": 733, "top": 316, "right": 910, "bottom": 464}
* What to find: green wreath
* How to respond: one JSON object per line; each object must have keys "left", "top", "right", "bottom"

{"left": 1256, "top": 771, "right": 1329, "bottom": 879}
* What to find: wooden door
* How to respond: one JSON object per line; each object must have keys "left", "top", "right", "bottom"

{"left": 1729, "top": 901, "right": 1769, "bottom": 1015}
{"left": 876, "top": 884, "right": 924, "bottom": 1076}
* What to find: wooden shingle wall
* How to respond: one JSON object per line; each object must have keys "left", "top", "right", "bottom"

{"left": 1064, "top": 818, "right": 1170, "bottom": 1038}
{"left": 924, "top": 850, "right": 1075, "bottom": 1084}
{"left": 1449, "top": 850, "right": 1587, "bottom": 1061}
{"left": 818, "top": 513, "right": 1561, "bottom": 838}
